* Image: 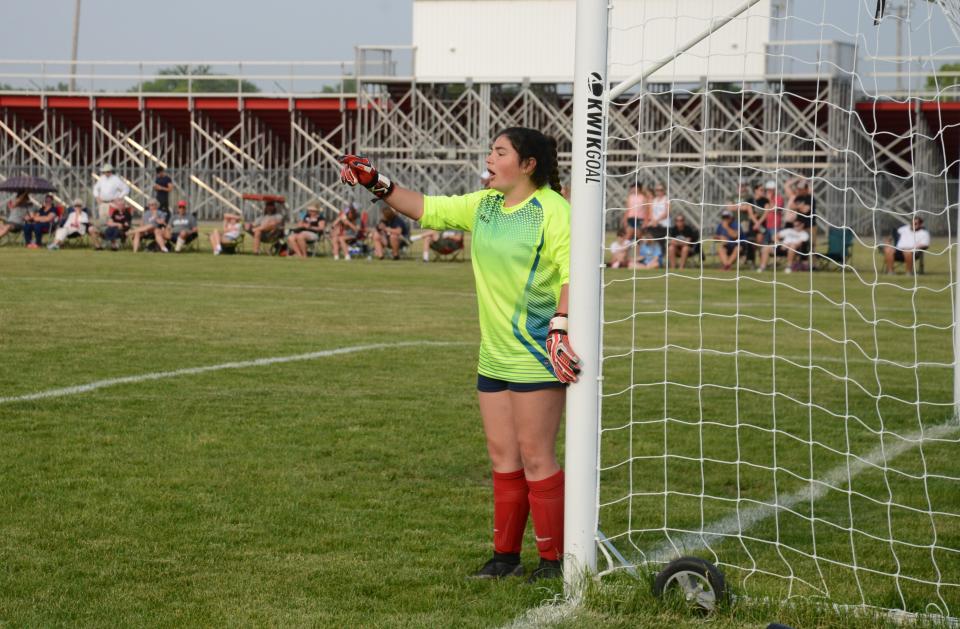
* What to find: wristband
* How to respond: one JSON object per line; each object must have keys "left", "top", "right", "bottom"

{"left": 368, "top": 175, "right": 395, "bottom": 199}
{"left": 549, "top": 314, "right": 569, "bottom": 333}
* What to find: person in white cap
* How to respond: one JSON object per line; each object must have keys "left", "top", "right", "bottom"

{"left": 92, "top": 164, "right": 130, "bottom": 223}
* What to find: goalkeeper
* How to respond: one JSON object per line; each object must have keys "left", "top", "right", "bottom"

{"left": 339, "top": 127, "right": 580, "bottom": 583}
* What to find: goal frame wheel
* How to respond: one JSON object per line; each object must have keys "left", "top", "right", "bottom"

{"left": 652, "top": 556, "right": 727, "bottom": 613}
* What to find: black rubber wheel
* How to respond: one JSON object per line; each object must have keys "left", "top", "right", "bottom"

{"left": 652, "top": 556, "right": 726, "bottom": 613}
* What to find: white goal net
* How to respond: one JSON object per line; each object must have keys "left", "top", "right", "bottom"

{"left": 571, "top": 0, "right": 960, "bottom": 620}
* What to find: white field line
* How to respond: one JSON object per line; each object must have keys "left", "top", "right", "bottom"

{"left": 0, "top": 275, "right": 476, "bottom": 298}
{"left": 0, "top": 341, "right": 463, "bottom": 405}
{"left": 641, "top": 419, "right": 960, "bottom": 565}
{"left": 499, "top": 597, "right": 580, "bottom": 629}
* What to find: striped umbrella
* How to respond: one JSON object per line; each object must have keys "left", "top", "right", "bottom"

{"left": 0, "top": 176, "right": 58, "bottom": 193}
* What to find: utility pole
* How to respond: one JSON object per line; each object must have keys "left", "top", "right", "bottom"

{"left": 894, "top": 0, "right": 912, "bottom": 94}
{"left": 69, "top": 0, "right": 81, "bottom": 92}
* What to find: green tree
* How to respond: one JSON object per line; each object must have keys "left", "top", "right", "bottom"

{"left": 926, "top": 62, "right": 960, "bottom": 99}
{"left": 321, "top": 78, "right": 357, "bottom": 93}
{"left": 130, "top": 65, "right": 260, "bottom": 94}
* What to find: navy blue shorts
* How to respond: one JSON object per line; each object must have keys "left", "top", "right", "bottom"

{"left": 477, "top": 374, "right": 566, "bottom": 393}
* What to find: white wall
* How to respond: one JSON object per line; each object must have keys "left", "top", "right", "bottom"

{"left": 413, "top": 0, "right": 771, "bottom": 83}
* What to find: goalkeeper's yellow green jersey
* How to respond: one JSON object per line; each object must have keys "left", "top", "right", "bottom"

{"left": 421, "top": 186, "right": 571, "bottom": 382}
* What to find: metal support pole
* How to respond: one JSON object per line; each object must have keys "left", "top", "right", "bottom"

{"left": 70, "top": 0, "right": 81, "bottom": 92}
{"left": 954, "top": 152, "right": 960, "bottom": 419}
{"left": 565, "top": 0, "right": 609, "bottom": 595}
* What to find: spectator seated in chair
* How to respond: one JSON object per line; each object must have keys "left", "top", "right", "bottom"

{"left": 372, "top": 205, "right": 410, "bottom": 260}
{"left": 883, "top": 216, "right": 930, "bottom": 275}
{"left": 130, "top": 199, "right": 169, "bottom": 253}
{"left": 715, "top": 209, "right": 740, "bottom": 270}
{"left": 92, "top": 202, "right": 133, "bottom": 250}
{"left": 420, "top": 228, "right": 465, "bottom": 262}
{"left": 22, "top": 193, "right": 58, "bottom": 248}
{"left": 634, "top": 228, "right": 662, "bottom": 269}
{"left": 331, "top": 202, "right": 366, "bottom": 260}
{"left": 774, "top": 220, "right": 810, "bottom": 273}
{"left": 608, "top": 227, "right": 633, "bottom": 269}
{"left": 287, "top": 203, "right": 326, "bottom": 258}
{"left": 0, "top": 192, "right": 33, "bottom": 243}
{"left": 245, "top": 200, "right": 285, "bottom": 255}
{"left": 164, "top": 200, "right": 199, "bottom": 252}
{"left": 666, "top": 214, "right": 700, "bottom": 270}
{"left": 210, "top": 212, "right": 244, "bottom": 255}
{"left": 48, "top": 199, "right": 91, "bottom": 250}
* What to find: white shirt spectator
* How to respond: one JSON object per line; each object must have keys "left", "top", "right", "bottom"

{"left": 93, "top": 174, "right": 130, "bottom": 203}
{"left": 895, "top": 224, "right": 930, "bottom": 251}
{"left": 778, "top": 226, "right": 809, "bottom": 248}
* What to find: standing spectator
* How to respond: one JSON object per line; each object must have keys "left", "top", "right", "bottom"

{"left": 0, "top": 192, "right": 34, "bottom": 241}
{"left": 787, "top": 178, "right": 816, "bottom": 228}
{"left": 165, "top": 200, "right": 198, "bottom": 252}
{"left": 92, "top": 164, "right": 129, "bottom": 223}
{"left": 331, "top": 202, "right": 365, "bottom": 260}
{"left": 244, "top": 200, "right": 285, "bottom": 255}
{"left": 287, "top": 203, "right": 326, "bottom": 258}
{"left": 154, "top": 166, "right": 173, "bottom": 211}
{"left": 666, "top": 213, "right": 700, "bottom": 270}
{"left": 130, "top": 200, "right": 169, "bottom": 253}
{"left": 741, "top": 183, "right": 770, "bottom": 266}
{"left": 209, "top": 212, "right": 244, "bottom": 255}
{"left": 884, "top": 216, "right": 930, "bottom": 275}
{"left": 787, "top": 178, "right": 817, "bottom": 257}
{"left": 23, "top": 194, "right": 58, "bottom": 248}
{"left": 758, "top": 180, "right": 783, "bottom": 265}
{"left": 372, "top": 205, "right": 409, "bottom": 260}
{"left": 715, "top": 209, "right": 740, "bottom": 270}
{"left": 47, "top": 199, "right": 91, "bottom": 249}
{"left": 608, "top": 228, "right": 633, "bottom": 269}
{"left": 647, "top": 183, "right": 670, "bottom": 239}
{"left": 95, "top": 201, "right": 133, "bottom": 250}
{"left": 622, "top": 184, "right": 650, "bottom": 240}
{"left": 765, "top": 179, "right": 784, "bottom": 211}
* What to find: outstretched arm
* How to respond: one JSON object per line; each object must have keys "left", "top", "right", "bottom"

{"left": 382, "top": 186, "right": 424, "bottom": 221}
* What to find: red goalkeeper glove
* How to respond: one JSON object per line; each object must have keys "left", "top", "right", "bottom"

{"left": 546, "top": 313, "right": 581, "bottom": 384}
{"left": 338, "top": 154, "right": 395, "bottom": 199}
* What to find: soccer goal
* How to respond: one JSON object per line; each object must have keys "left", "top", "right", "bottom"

{"left": 566, "top": 0, "right": 960, "bottom": 622}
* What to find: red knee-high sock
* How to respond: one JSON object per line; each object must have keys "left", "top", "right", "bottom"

{"left": 492, "top": 469, "right": 529, "bottom": 555}
{"left": 528, "top": 469, "right": 565, "bottom": 561}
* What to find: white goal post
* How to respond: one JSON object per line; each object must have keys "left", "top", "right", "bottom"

{"left": 566, "top": 0, "right": 960, "bottom": 621}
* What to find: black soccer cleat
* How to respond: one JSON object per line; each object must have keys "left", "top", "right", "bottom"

{"left": 469, "top": 554, "right": 524, "bottom": 579}
{"left": 527, "top": 558, "right": 562, "bottom": 583}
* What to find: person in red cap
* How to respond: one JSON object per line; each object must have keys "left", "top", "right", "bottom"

{"left": 164, "top": 199, "right": 198, "bottom": 252}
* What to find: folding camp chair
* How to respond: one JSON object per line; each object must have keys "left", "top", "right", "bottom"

{"left": 817, "top": 226, "right": 855, "bottom": 270}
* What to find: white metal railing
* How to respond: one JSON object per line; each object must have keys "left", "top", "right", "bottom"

{"left": 0, "top": 44, "right": 955, "bottom": 97}
{"left": 0, "top": 59, "right": 355, "bottom": 97}
{"left": 764, "top": 41, "right": 960, "bottom": 98}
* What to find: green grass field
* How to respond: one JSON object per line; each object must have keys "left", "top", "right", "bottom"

{"left": 1, "top": 241, "right": 957, "bottom": 628}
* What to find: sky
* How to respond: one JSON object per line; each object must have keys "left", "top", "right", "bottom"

{"left": 0, "top": 0, "right": 413, "bottom": 62}
{"left": 0, "top": 0, "right": 956, "bottom": 91}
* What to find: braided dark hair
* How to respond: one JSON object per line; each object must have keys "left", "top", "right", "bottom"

{"left": 495, "top": 127, "right": 563, "bottom": 194}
